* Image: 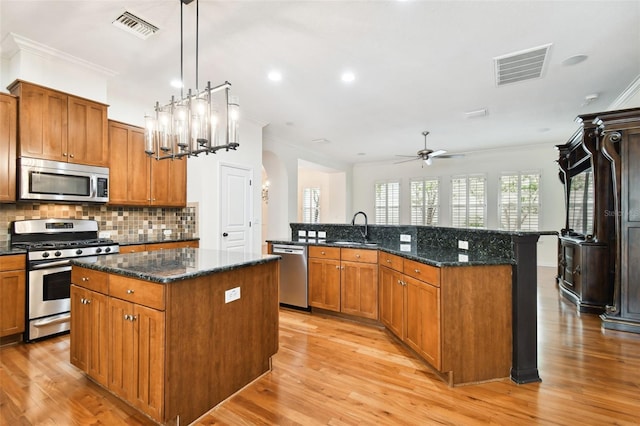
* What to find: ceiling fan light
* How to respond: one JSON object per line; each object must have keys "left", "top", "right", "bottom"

{"left": 424, "top": 157, "right": 432, "bottom": 166}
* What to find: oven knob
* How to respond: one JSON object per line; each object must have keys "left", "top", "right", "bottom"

{"left": 42, "top": 252, "right": 50, "bottom": 258}
{"left": 105, "top": 247, "right": 111, "bottom": 253}
{"left": 95, "top": 248, "right": 102, "bottom": 254}
{"left": 55, "top": 251, "right": 62, "bottom": 257}
{"left": 76, "top": 249, "right": 83, "bottom": 255}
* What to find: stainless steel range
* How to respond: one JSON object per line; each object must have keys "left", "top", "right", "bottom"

{"left": 10, "top": 219, "right": 119, "bottom": 341}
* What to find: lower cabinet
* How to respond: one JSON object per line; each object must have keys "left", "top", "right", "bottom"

{"left": 108, "top": 297, "right": 165, "bottom": 420}
{"left": 70, "top": 285, "right": 109, "bottom": 386}
{"left": 378, "top": 252, "right": 512, "bottom": 385}
{"left": 0, "top": 255, "right": 26, "bottom": 338}
{"left": 308, "top": 246, "right": 378, "bottom": 319}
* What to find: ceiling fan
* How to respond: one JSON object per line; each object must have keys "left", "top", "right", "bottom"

{"left": 395, "top": 131, "right": 463, "bottom": 166}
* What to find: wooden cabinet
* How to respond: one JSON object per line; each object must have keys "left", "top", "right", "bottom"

{"left": 308, "top": 246, "right": 341, "bottom": 311}
{"left": 108, "top": 120, "right": 186, "bottom": 207}
{"left": 9, "top": 80, "right": 108, "bottom": 166}
{"left": 598, "top": 108, "right": 640, "bottom": 333}
{"left": 0, "top": 93, "right": 17, "bottom": 202}
{"left": 0, "top": 255, "right": 26, "bottom": 338}
{"left": 379, "top": 263, "right": 404, "bottom": 338}
{"left": 377, "top": 251, "right": 511, "bottom": 385}
{"left": 108, "top": 297, "right": 165, "bottom": 420}
{"left": 308, "top": 246, "right": 378, "bottom": 319}
{"left": 108, "top": 120, "right": 150, "bottom": 205}
{"left": 340, "top": 248, "right": 378, "bottom": 319}
{"left": 70, "top": 285, "right": 109, "bottom": 386}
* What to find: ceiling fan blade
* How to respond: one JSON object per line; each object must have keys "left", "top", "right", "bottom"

{"left": 393, "top": 157, "right": 420, "bottom": 164}
{"left": 395, "top": 154, "right": 419, "bottom": 158}
{"left": 429, "top": 149, "right": 447, "bottom": 158}
{"left": 437, "top": 153, "right": 465, "bottom": 159}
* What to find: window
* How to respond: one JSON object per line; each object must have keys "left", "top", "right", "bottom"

{"left": 500, "top": 172, "right": 540, "bottom": 231}
{"left": 451, "top": 175, "right": 486, "bottom": 228}
{"left": 410, "top": 178, "right": 439, "bottom": 225}
{"left": 302, "top": 187, "right": 320, "bottom": 223}
{"left": 375, "top": 181, "right": 400, "bottom": 225}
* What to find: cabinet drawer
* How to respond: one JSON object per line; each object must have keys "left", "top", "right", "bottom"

{"left": 71, "top": 266, "right": 109, "bottom": 294}
{"left": 379, "top": 252, "right": 403, "bottom": 272}
{"left": 403, "top": 259, "right": 440, "bottom": 286}
{"left": 309, "top": 246, "right": 341, "bottom": 260}
{"left": 109, "top": 274, "right": 165, "bottom": 310}
{"left": 341, "top": 248, "right": 378, "bottom": 264}
{"left": 0, "top": 254, "right": 26, "bottom": 271}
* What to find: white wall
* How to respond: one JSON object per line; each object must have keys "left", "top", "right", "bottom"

{"left": 353, "top": 143, "right": 564, "bottom": 267}
{"left": 297, "top": 168, "right": 346, "bottom": 224}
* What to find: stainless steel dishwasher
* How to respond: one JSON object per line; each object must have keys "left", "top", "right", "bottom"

{"left": 272, "top": 244, "right": 309, "bottom": 310}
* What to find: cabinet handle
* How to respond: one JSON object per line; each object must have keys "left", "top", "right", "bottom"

{"left": 69, "top": 154, "right": 74, "bottom": 158}
{"left": 124, "top": 314, "right": 130, "bottom": 320}
{"left": 356, "top": 254, "right": 361, "bottom": 258}
{"left": 82, "top": 277, "right": 89, "bottom": 282}
{"left": 321, "top": 251, "right": 326, "bottom": 255}
{"left": 127, "top": 289, "right": 135, "bottom": 294}
{"left": 414, "top": 269, "right": 420, "bottom": 274}
{"left": 386, "top": 259, "right": 391, "bottom": 263}
{"left": 131, "top": 315, "right": 137, "bottom": 321}
{"left": 573, "top": 265, "right": 581, "bottom": 275}
{"left": 335, "top": 265, "right": 340, "bottom": 269}
{"left": 63, "top": 153, "right": 68, "bottom": 157}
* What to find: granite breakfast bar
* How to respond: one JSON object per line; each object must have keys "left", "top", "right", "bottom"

{"left": 70, "top": 248, "right": 280, "bottom": 425}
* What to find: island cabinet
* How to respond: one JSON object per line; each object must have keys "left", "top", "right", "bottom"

{"left": 9, "top": 80, "right": 108, "bottom": 167}
{"left": 70, "top": 256, "right": 278, "bottom": 425}
{"left": 0, "top": 93, "right": 17, "bottom": 202}
{"left": 308, "top": 246, "right": 379, "bottom": 319}
{"left": 118, "top": 240, "right": 199, "bottom": 254}
{"left": 0, "top": 254, "right": 26, "bottom": 338}
{"left": 378, "top": 253, "right": 512, "bottom": 385}
{"left": 108, "top": 120, "right": 187, "bottom": 207}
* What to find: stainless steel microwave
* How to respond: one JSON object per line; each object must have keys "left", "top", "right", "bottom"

{"left": 19, "top": 157, "right": 109, "bottom": 203}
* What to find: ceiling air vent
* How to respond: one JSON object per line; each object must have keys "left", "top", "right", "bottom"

{"left": 494, "top": 43, "right": 552, "bottom": 86}
{"left": 112, "top": 11, "right": 159, "bottom": 40}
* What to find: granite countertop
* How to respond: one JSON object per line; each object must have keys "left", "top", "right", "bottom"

{"left": 71, "top": 248, "right": 280, "bottom": 284}
{"left": 0, "top": 242, "right": 26, "bottom": 256}
{"left": 268, "top": 239, "right": 513, "bottom": 267}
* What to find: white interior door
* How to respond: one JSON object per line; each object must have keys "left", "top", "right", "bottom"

{"left": 220, "top": 164, "right": 253, "bottom": 253}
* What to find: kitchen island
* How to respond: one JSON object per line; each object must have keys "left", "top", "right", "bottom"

{"left": 70, "top": 248, "right": 280, "bottom": 425}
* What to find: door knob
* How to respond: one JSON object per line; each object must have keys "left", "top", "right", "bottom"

{"left": 223, "top": 232, "right": 229, "bottom": 237}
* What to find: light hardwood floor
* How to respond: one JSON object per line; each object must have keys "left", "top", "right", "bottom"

{"left": 2, "top": 267, "right": 640, "bottom": 425}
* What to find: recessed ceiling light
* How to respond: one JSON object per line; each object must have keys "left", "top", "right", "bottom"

{"left": 357, "top": 152, "right": 366, "bottom": 156}
{"left": 341, "top": 71, "right": 355, "bottom": 83}
{"left": 562, "top": 54, "right": 588, "bottom": 66}
{"left": 268, "top": 70, "right": 282, "bottom": 82}
{"left": 170, "top": 79, "right": 183, "bottom": 89}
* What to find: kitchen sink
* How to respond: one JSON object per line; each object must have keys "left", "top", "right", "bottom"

{"left": 329, "top": 241, "right": 378, "bottom": 247}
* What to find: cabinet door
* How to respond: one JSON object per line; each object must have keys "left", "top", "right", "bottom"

{"left": 108, "top": 121, "right": 150, "bottom": 205}
{"left": 0, "top": 93, "right": 17, "bottom": 202}
{"left": 150, "top": 157, "right": 187, "bottom": 207}
{"left": 108, "top": 297, "right": 136, "bottom": 401}
{"left": 0, "top": 269, "right": 26, "bottom": 337}
{"left": 133, "top": 303, "right": 165, "bottom": 421}
{"left": 67, "top": 96, "right": 108, "bottom": 166}
{"left": 341, "top": 261, "right": 378, "bottom": 319}
{"left": 379, "top": 266, "right": 404, "bottom": 338}
{"left": 405, "top": 275, "right": 441, "bottom": 370}
{"left": 308, "top": 258, "right": 341, "bottom": 311}
{"left": 70, "top": 285, "right": 109, "bottom": 386}
{"left": 14, "top": 83, "right": 68, "bottom": 161}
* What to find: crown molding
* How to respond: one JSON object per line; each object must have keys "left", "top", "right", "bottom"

{"left": 609, "top": 74, "right": 640, "bottom": 109}
{"left": 4, "top": 33, "right": 118, "bottom": 77}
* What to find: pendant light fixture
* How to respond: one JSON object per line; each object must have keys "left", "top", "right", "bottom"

{"left": 144, "top": 0, "right": 239, "bottom": 160}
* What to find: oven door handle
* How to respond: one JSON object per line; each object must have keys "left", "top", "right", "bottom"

{"left": 30, "top": 259, "right": 73, "bottom": 269}
{"left": 32, "top": 313, "right": 71, "bottom": 327}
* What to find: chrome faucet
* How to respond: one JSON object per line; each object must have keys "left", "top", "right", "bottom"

{"left": 351, "top": 211, "right": 368, "bottom": 242}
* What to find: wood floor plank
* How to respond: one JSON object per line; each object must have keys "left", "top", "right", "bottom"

{"left": 2, "top": 267, "right": 640, "bottom": 425}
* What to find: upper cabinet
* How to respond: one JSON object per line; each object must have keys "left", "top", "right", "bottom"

{"left": 108, "top": 120, "right": 186, "bottom": 207}
{"left": 0, "top": 93, "right": 17, "bottom": 202}
{"left": 8, "top": 80, "right": 109, "bottom": 167}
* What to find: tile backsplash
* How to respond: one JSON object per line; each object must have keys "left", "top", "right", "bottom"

{"left": 0, "top": 203, "right": 197, "bottom": 245}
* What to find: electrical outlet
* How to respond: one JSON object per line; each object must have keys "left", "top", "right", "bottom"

{"left": 318, "top": 231, "right": 327, "bottom": 239}
{"left": 98, "top": 231, "right": 111, "bottom": 239}
{"left": 298, "top": 230, "right": 307, "bottom": 237}
{"left": 308, "top": 230, "right": 317, "bottom": 237}
{"left": 400, "top": 243, "right": 411, "bottom": 252}
{"left": 225, "top": 287, "right": 241, "bottom": 303}
{"left": 163, "top": 229, "right": 172, "bottom": 236}
{"left": 458, "top": 253, "right": 469, "bottom": 262}
{"left": 458, "top": 240, "right": 469, "bottom": 250}
{"left": 400, "top": 234, "right": 411, "bottom": 242}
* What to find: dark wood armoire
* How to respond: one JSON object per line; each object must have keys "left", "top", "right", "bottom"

{"left": 557, "top": 107, "right": 640, "bottom": 332}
